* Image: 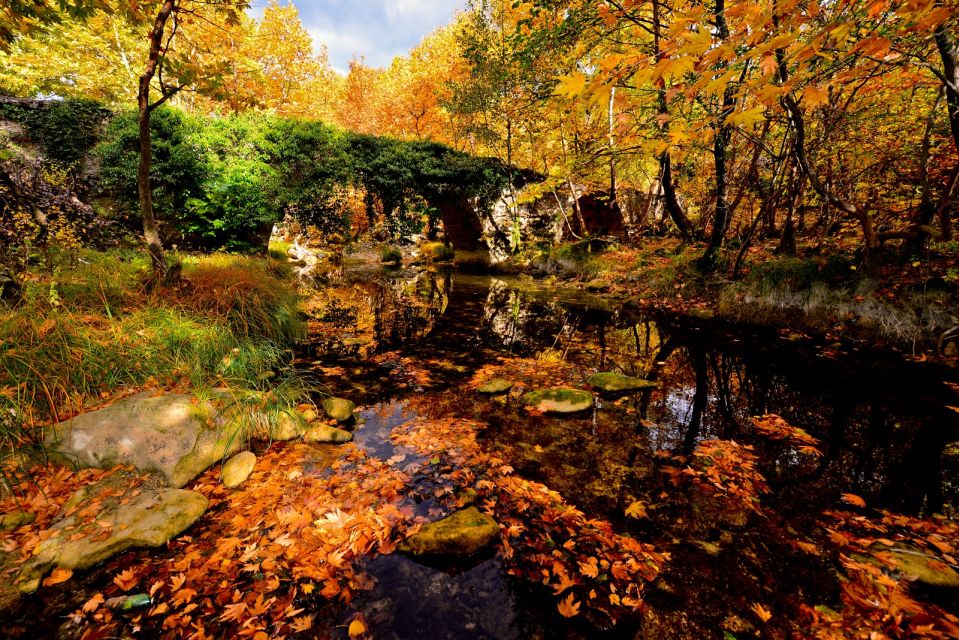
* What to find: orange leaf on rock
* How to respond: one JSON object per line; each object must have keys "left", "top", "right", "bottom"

{"left": 43, "top": 568, "right": 73, "bottom": 586}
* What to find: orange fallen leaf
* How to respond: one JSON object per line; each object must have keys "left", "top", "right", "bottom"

{"left": 841, "top": 493, "right": 867, "bottom": 508}
{"left": 113, "top": 567, "right": 139, "bottom": 591}
{"left": 751, "top": 602, "right": 772, "bottom": 622}
{"left": 81, "top": 592, "right": 104, "bottom": 613}
{"left": 557, "top": 593, "right": 581, "bottom": 618}
{"left": 43, "top": 568, "right": 73, "bottom": 587}
{"left": 348, "top": 618, "right": 367, "bottom": 638}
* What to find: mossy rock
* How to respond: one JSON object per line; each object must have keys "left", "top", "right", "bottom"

{"left": 399, "top": 507, "right": 499, "bottom": 556}
{"left": 521, "top": 388, "right": 593, "bottom": 414}
{"left": 304, "top": 424, "right": 353, "bottom": 444}
{"left": 478, "top": 379, "right": 513, "bottom": 395}
{"left": 587, "top": 372, "right": 659, "bottom": 393}
{"left": 0, "top": 511, "right": 35, "bottom": 531}
{"left": 585, "top": 279, "right": 612, "bottom": 292}
{"left": 221, "top": 451, "right": 256, "bottom": 488}
{"left": 322, "top": 398, "right": 356, "bottom": 422}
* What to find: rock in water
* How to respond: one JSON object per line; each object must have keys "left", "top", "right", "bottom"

{"left": 304, "top": 424, "right": 353, "bottom": 444}
{"left": 221, "top": 451, "right": 256, "bottom": 488}
{"left": 46, "top": 392, "right": 245, "bottom": 488}
{"left": 587, "top": 372, "right": 659, "bottom": 393}
{"left": 400, "top": 507, "right": 499, "bottom": 556}
{"left": 16, "top": 476, "right": 207, "bottom": 593}
{"left": 322, "top": 398, "right": 356, "bottom": 422}
{"left": 887, "top": 546, "right": 959, "bottom": 589}
{"left": 478, "top": 379, "right": 513, "bottom": 395}
{"left": 520, "top": 389, "right": 594, "bottom": 414}
{"left": 585, "top": 279, "right": 611, "bottom": 292}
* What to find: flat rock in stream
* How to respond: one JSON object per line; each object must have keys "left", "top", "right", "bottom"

{"left": 322, "top": 398, "right": 356, "bottom": 422}
{"left": 587, "top": 372, "right": 659, "bottom": 393}
{"left": 520, "top": 388, "right": 594, "bottom": 414}
{"left": 15, "top": 472, "right": 208, "bottom": 594}
{"left": 46, "top": 392, "right": 247, "bottom": 488}
{"left": 304, "top": 424, "right": 353, "bottom": 444}
{"left": 477, "top": 379, "right": 513, "bottom": 395}
{"left": 400, "top": 507, "right": 500, "bottom": 557}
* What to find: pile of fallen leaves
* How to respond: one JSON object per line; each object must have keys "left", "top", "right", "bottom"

{"left": 69, "top": 444, "right": 417, "bottom": 639}
{"left": 0, "top": 465, "right": 122, "bottom": 596}
{"left": 661, "top": 439, "right": 770, "bottom": 517}
{"left": 469, "top": 354, "right": 583, "bottom": 395}
{"left": 802, "top": 508, "right": 959, "bottom": 638}
{"left": 751, "top": 414, "right": 823, "bottom": 456}
{"left": 391, "top": 416, "right": 667, "bottom": 623}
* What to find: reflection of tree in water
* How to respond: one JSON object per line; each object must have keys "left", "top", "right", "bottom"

{"left": 571, "top": 314, "right": 954, "bottom": 516}
{"left": 368, "top": 270, "right": 452, "bottom": 348}
{"left": 468, "top": 282, "right": 955, "bottom": 516}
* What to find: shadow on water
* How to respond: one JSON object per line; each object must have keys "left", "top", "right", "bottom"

{"left": 296, "top": 266, "right": 959, "bottom": 639}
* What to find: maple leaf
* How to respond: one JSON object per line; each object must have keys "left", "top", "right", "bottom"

{"left": 113, "top": 567, "right": 139, "bottom": 591}
{"left": 42, "top": 567, "right": 73, "bottom": 587}
{"left": 291, "top": 615, "right": 313, "bottom": 632}
{"left": 219, "top": 601, "right": 248, "bottom": 623}
{"left": 751, "top": 602, "right": 772, "bottom": 622}
{"left": 82, "top": 592, "right": 104, "bottom": 613}
{"left": 842, "top": 493, "right": 867, "bottom": 508}
{"left": 625, "top": 501, "right": 648, "bottom": 519}
{"left": 557, "top": 593, "right": 581, "bottom": 618}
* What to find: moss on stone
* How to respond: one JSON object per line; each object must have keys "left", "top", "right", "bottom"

{"left": 399, "top": 507, "right": 499, "bottom": 556}
{"left": 520, "top": 388, "right": 593, "bottom": 414}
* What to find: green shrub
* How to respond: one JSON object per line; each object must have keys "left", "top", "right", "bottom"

{"left": 380, "top": 245, "right": 402, "bottom": 263}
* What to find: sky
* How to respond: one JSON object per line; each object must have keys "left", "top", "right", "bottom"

{"left": 250, "top": 1, "right": 466, "bottom": 74}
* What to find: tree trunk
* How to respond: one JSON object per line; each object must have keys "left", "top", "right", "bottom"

{"left": 935, "top": 26, "right": 959, "bottom": 153}
{"left": 652, "top": 0, "right": 694, "bottom": 242}
{"left": 138, "top": 0, "right": 176, "bottom": 282}
{"left": 701, "top": 0, "right": 736, "bottom": 271}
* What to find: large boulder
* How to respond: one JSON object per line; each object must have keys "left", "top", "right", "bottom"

{"left": 15, "top": 473, "right": 208, "bottom": 594}
{"left": 400, "top": 507, "right": 500, "bottom": 557}
{"left": 520, "top": 388, "right": 594, "bottom": 414}
{"left": 587, "top": 372, "right": 659, "bottom": 393}
{"left": 46, "top": 392, "right": 245, "bottom": 488}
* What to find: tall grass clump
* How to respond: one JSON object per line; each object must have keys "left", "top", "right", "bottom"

{"left": 0, "top": 249, "right": 308, "bottom": 461}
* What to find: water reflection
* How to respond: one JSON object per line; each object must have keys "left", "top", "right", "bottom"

{"left": 305, "top": 268, "right": 958, "bottom": 518}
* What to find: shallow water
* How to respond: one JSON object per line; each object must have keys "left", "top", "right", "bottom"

{"left": 298, "top": 267, "right": 959, "bottom": 639}
{"left": 5, "top": 267, "right": 958, "bottom": 639}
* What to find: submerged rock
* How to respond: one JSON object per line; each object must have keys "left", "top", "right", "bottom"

{"left": 520, "top": 388, "right": 594, "bottom": 414}
{"left": 585, "top": 279, "right": 612, "bottom": 292}
{"left": 478, "top": 379, "right": 513, "bottom": 395}
{"left": 0, "top": 511, "right": 35, "bottom": 531}
{"left": 884, "top": 545, "right": 959, "bottom": 589}
{"left": 47, "top": 392, "right": 245, "bottom": 488}
{"left": 400, "top": 507, "right": 499, "bottom": 556}
{"left": 323, "top": 398, "right": 356, "bottom": 422}
{"left": 16, "top": 476, "right": 207, "bottom": 593}
{"left": 304, "top": 424, "right": 353, "bottom": 444}
{"left": 587, "top": 372, "right": 659, "bottom": 393}
{"left": 221, "top": 451, "right": 256, "bottom": 488}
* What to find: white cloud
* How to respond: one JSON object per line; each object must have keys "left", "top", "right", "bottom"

{"left": 252, "top": 0, "right": 464, "bottom": 71}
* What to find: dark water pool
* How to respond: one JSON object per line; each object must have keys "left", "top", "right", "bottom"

{"left": 297, "top": 268, "right": 959, "bottom": 639}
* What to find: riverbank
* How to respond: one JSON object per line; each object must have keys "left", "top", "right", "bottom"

{"left": 487, "top": 237, "right": 959, "bottom": 357}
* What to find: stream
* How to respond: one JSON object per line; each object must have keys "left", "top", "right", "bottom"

{"left": 5, "top": 264, "right": 958, "bottom": 639}
{"left": 296, "top": 264, "right": 959, "bottom": 639}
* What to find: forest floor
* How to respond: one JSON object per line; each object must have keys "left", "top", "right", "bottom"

{"left": 1, "top": 243, "right": 958, "bottom": 639}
